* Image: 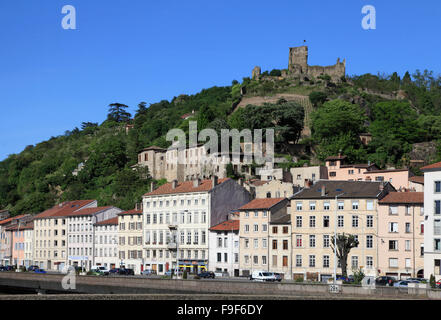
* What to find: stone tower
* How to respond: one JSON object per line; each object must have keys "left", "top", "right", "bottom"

{"left": 288, "top": 46, "right": 308, "bottom": 73}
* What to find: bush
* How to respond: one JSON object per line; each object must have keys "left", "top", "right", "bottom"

{"left": 352, "top": 268, "right": 365, "bottom": 284}
{"left": 430, "top": 274, "right": 436, "bottom": 288}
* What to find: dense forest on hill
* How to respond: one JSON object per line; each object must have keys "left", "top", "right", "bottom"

{"left": 1, "top": 69, "right": 441, "bottom": 215}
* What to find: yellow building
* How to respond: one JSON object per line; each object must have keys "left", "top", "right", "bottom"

{"left": 117, "top": 208, "right": 143, "bottom": 274}
{"left": 290, "top": 180, "right": 395, "bottom": 282}
{"left": 238, "top": 198, "right": 290, "bottom": 278}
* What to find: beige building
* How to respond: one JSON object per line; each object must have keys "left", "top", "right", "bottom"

{"left": 378, "top": 192, "right": 424, "bottom": 279}
{"left": 290, "top": 166, "right": 328, "bottom": 186}
{"left": 94, "top": 217, "right": 119, "bottom": 270}
{"left": 254, "top": 179, "right": 299, "bottom": 199}
{"left": 142, "top": 177, "right": 252, "bottom": 275}
{"left": 290, "top": 180, "right": 395, "bottom": 282}
{"left": 238, "top": 198, "right": 290, "bottom": 278}
{"left": 33, "top": 200, "right": 97, "bottom": 271}
{"left": 118, "top": 208, "right": 143, "bottom": 274}
{"left": 409, "top": 176, "right": 424, "bottom": 192}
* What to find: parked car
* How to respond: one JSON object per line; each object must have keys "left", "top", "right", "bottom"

{"left": 250, "top": 270, "right": 276, "bottom": 282}
{"left": 124, "top": 268, "right": 135, "bottom": 275}
{"left": 92, "top": 266, "right": 109, "bottom": 273}
{"left": 375, "top": 276, "right": 396, "bottom": 286}
{"left": 108, "top": 268, "right": 120, "bottom": 275}
{"left": 394, "top": 280, "right": 420, "bottom": 288}
{"left": 34, "top": 268, "right": 47, "bottom": 274}
{"left": 88, "top": 269, "right": 105, "bottom": 276}
{"left": 273, "top": 273, "right": 283, "bottom": 282}
{"left": 198, "top": 271, "right": 215, "bottom": 279}
{"left": 407, "top": 277, "right": 427, "bottom": 283}
{"left": 27, "top": 265, "right": 39, "bottom": 272}
{"left": 164, "top": 270, "right": 183, "bottom": 277}
{"left": 141, "top": 269, "right": 157, "bottom": 276}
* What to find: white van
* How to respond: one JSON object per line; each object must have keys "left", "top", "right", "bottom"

{"left": 250, "top": 270, "right": 276, "bottom": 282}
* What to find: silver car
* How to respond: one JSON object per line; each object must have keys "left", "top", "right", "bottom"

{"left": 393, "top": 280, "right": 420, "bottom": 288}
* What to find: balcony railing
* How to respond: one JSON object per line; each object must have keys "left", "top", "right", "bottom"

{"left": 167, "top": 243, "right": 177, "bottom": 250}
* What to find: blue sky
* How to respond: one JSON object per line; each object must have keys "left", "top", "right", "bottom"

{"left": 0, "top": 0, "right": 440, "bottom": 160}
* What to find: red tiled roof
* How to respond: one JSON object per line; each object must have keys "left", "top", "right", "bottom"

{"left": 33, "top": 200, "right": 96, "bottom": 219}
{"left": 379, "top": 192, "right": 424, "bottom": 204}
{"left": 6, "top": 221, "right": 34, "bottom": 231}
{"left": 144, "top": 178, "right": 230, "bottom": 196}
{"left": 64, "top": 206, "right": 113, "bottom": 217}
{"left": 409, "top": 176, "right": 424, "bottom": 185}
{"left": 247, "top": 179, "right": 267, "bottom": 187}
{"left": 95, "top": 217, "right": 118, "bottom": 226}
{"left": 0, "top": 214, "right": 27, "bottom": 225}
{"left": 142, "top": 146, "right": 165, "bottom": 152}
{"left": 118, "top": 209, "right": 143, "bottom": 216}
{"left": 421, "top": 161, "right": 441, "bottom": 171}
{"left": 238, "top": 198, "right": 286, "bottom": 210}
{"left": 210, "top": 219, "right": 239, "bottom": 231}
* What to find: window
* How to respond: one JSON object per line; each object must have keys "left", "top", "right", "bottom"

{"left": 309, "top": 235, "right": 316, "bottom": 248}
{"left": 283, "top": 256, "right": 288, "bottom": 267}
{"left": 254, "top": 224, "right": 259, "bottom": 232}
{"left": 367, "top": 215, "right": 373, "bottom": 228}
{"left": 244, "top": 224, "right": 249, "bottom": 233}
{"left": 262, "top": 224, "right": 268, "bottom": 232}
{"left": 329, "top": 172, "right": 336, "bottom": 177}
{"left": 296, "top": 255, "right": 302, "bottom": 267}
{"left": 283, "top": 226, "right": 288, "bottom": 234}
{"left": 323, "top": 255, "right": 330, "bottom": 268}
{"left": 296, "top": 216, "right": 302, "bottom": 228}
{"left": 309, "top": 202, "right": 316, "bottom": 211}
{"left": 323, "top": 202, "right": 330, "bottom": 211}
{"left": 389, "top": 240, "right": 398, "bottom": 250}
{"left": 389, "top": 206, "right": 398, "bottom": 215}
{"left": 405, "top": 223, "right": 411, "bottom": 233}
{"left": 283, "top": 240, "right": 288, "bottom": 250}
{"left": 389, "top": 222, "right": 398, "bottom": 233}
{"left": 254, "top": 211, "right": 259, "bottom": 218}
{"left": 338, "top": 201, "right": 344, "bottom": 210}
{"left": 253, "top": 256, "right": 258, "bottom": 265}
{"left": 254, "top": 239, "right": 259, "bottom": 249}
{"left": 405, "top": 240, "right": 411, "bottom": 251}
{"left": 366, "top": 256, "right": 373, "bottom": 269}
{"left": 366, "top": 235, "right": 373, "bottom": 248}
{"left": 337, "top": 215, "right": 344, "bottom": 228}
{"left": 405, "top": 258, "right": 411, "bottom": 268}
{"left": 296, "top": 235, "right": 302, "bottom": 247}
{"left": 309, "top": 255, "right": 316, "bottom": 267}
{"left": 244, "top": 239, "right": 249, "bottom": 248}
{"left": 435, "top": 181, "right": 441, "bottom": 193}
{"left": 296, "top": 202, "right": 303, "bottom": 211}
{"left": 217, "top": 253, "right": 222, "bottom": 262}
{"left": 323, "top": 235, "right": 330, "bottom": 248}
{"left": 217, "top": 237, "right": 222, "bottom": 248}
{"left": 436, "top": 201, "right": 441, "bottom": 215}
{"left": 309, "top": 216, "right": 316, "bottom": 228}
{"left": 323, "top": 216, "right": 329, "bottom": 227}
{"left": 352, "top": 215, "right": 358, "bottom": 228}
{"left": 367, "top": 200, "right": 374, "bottom": 211}
{"left": 262, "top": 256, "right": 267, "bottom": 265}
{"left": 272, "top": 240, "right": 277, "bottom": 250}
{"left": 262, "top": 238, "right": 267, "bottom": 248}
{"left": 351, "top": 256, "right": 358, "bottom": 269}
{"left": 272, "top": 226, "right": 278, "bottom": 234}
{"left": 435, "top": 239, "right": 441, "bottom": 251}
{"left": 389, "top": 258, "right": 398, "bottom": 268}
{"left": 352, "top": 201, "right": 359, "bottom": 210}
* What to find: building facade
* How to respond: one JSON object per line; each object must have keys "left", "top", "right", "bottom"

{"left": 208, "top": 219, "right": 240, "bottom": 277}
{"left": 66, "top": 206, "right": 121, "bottom": 271}
{"left": 94, "top": 217, "right": 119, "bottom": 270}
{"left": 33, "top": 200, "right": 97, "bottom": 271}
{"left": 118, "top": 209, "right": 144, "bottom": 274}
{"left": 290, "top": 166, "right": 328, "bottom": 186}
{"left": 422, "top": 161, "right": 441, "bottom": 280}
{"left": 378, "top": 192, "right": 424, "bottom": 279}
{"left": 290, "top": 180, "right": 395, "bottom": 282}
{"left": 142, "top": 177, "right": 252, "bottom": 275}
{"left": 238, "top": 198, "right": 290, "bottom": 278}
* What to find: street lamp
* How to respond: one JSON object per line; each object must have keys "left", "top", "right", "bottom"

{"left": 333, "top": 191, "right": 345, "bottom": 284}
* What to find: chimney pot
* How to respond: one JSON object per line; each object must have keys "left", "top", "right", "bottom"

{"left": 172, "top": 180, "right": 178, "bottom": 189}
{"left": 321, "top": 185, "right": 326, "bottom": 196}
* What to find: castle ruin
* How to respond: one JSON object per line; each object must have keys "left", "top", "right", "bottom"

{"left": 252, "top": 46, "right": 346, "bottom": 81}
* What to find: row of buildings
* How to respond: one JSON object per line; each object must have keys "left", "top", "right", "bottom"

{"left": 0, "top": 154, "right": 439, "bottom": 282}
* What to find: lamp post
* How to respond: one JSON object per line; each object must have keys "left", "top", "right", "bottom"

{"left": 333, "top": 191, "right": 345, "bottom": 284}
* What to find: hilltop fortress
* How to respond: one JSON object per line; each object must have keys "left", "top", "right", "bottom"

{"left": 252, "top": 46, "right": 346, "bottom": 82}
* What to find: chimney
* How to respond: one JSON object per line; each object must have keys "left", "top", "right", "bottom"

{"left": 379, "top": 182, "right": 384, "bottom": 191}
{"left": 304, "top": 179, "right": 311, "bottom": 189}
{"left": 321, "top": 185, "right": 326, "bottom": 196}
{"left": 211, "top": 175, "right": 218, "bottom": 188}
{"left": 172, "top": 180, "right": 178, "bottom": 189}
{"left": 193, "top": 177, "right": 201, "bottom": 188}
{"left": 150, "top": 181, "right": 156, "bottom": 192}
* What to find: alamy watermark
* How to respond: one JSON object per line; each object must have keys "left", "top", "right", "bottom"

{"left": 61, "top": 5, "right": 76, "bottom": 30}
{"left": 361, "top": 5, "right": 376, "bottom": 30}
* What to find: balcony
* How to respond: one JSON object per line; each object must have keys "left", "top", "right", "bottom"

{"left": 168, "top": 242, "right": 177, "bottom": 250}
{"left": 168, "top": 225, "right": 178, "bottom": 231}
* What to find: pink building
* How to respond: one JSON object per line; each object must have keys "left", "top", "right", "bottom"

{"left": 325, "top": 155, "right": 412, "bottom": 190}
{"left": 8, "top": 225, "right": 25, "bottom": 267}
{"left": 378, "top": 192, "right": 424, "bottom": 279}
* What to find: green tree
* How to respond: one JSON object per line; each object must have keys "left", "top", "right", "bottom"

{"left": 107, "top": 103, "right": 132, "bottom": 123}
{"left": 309, "top": 91, "right": 327, "bottom": 108}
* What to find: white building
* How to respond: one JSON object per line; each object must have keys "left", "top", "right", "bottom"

{"left": 93, "top": 217, "right": 118, "bottom": 270}
{"left": 66, "top": 206, "right": 122, "bottom": 271}
{"left": 422, "top": 161, "right": 441, "bottom": 280}
{"left": 23, "top": 223, "right": 34, "bottom": 267}
{"left": 208, "top": 217, "right": 240, "bottom": 277}
{"left": 142, "top": 176, "right": 251, "bottom": 275}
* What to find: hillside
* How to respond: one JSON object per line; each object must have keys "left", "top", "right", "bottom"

{"left": 1, "top": 68, "right": 441, "bottom": 216}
